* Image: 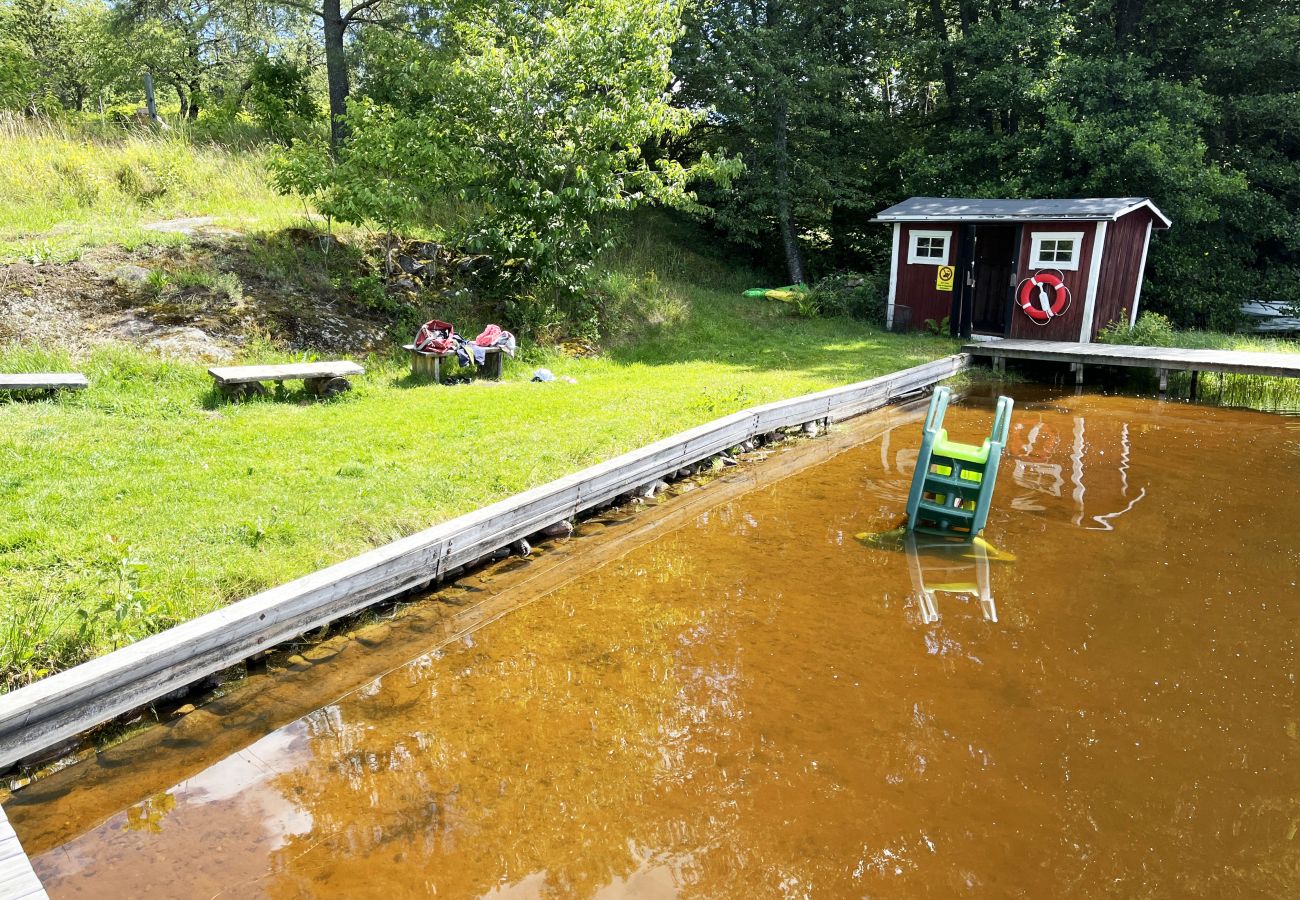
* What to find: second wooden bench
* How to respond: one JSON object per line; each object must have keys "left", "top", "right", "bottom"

{"left": 0, "top": 373, "right": 88, "bottom": 395}
{"left": 402, "top": 345, "right": 504, "bottom": 382}
{"left": 208, "top": 361, "right": 364, "bottom": 400}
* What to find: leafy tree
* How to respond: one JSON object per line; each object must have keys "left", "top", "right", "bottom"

{"left": 110, "top": 0, "right": 284, "bottom": 120}
{"left": 0, "top": 11, "right": 41, "bottom": 111}
{"left": 0, "top": 0, "right": 114, "bottom": 114}
{"left": 674, "top": 1, "right": 892, "bottom": 284}
{"left": 270, "top": 0, "right": 405, "bottom": 150}
{"left": 274, "top": 0, "right": 737, "bottom": 327}
{"left": 246, "top": 54, "right": 319, "bottom": 141}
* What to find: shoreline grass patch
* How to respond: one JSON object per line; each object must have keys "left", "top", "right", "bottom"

{"left": 0, "top": 305, "right": 957, "bottom": 689}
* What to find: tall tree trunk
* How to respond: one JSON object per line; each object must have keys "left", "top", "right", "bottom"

{"left": 1114, "top": 0, "right": 1145, "bottom": 44}
{"left": 957, "top": 0, "right": 976, "bottom": 38}
{"left": 323, "top": 0, "right": 351, "bottom": 152}
{"left": 927, "top": 0, "right": 959, "bottom": 110}
{"left": 176, "top": 84, "right": 189, "bottom": 119}
{"left": 1006, "top": 0, "right": 1021, "bottom": 134}
{"left": 187, "top": 79, "right": 201, "bottom": 120}
{"left": 772, "top": 97, "right": 806, "bottom": 285}
{"left": 143, "top": 72, "right": 161, "bottom": 123}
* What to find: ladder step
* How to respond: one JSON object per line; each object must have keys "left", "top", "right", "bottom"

{"left": 931, "top": 457, "right": 987, "bottom": 476}
{"left": 916, "top": 500, "right": 975, "bottom": 522}
{"left": 924, "top": 472, "right": 983, "bottom": 493}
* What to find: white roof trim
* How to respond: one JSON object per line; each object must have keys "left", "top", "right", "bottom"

{"left": 1111, "top": 199, "right": 1172, "bottom": 229}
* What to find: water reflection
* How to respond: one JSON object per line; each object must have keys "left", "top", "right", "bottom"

{"left": 1008, "top": 410, "right": 1147, "bottom": 530}
{"left": 904, "top": 531, "right": 1009, "bottom": 626}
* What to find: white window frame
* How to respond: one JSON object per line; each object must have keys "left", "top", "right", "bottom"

{"left": 1029, "top": 231, "right": 1085, "bottom": 271}
{"left": 907, "top": 229, "right": 952, "bottom": 265}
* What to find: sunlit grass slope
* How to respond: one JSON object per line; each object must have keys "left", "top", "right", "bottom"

{"left": 0, "top": 115, "right": 305, "bottom": 262}
{"left": 0, "top": 218, "right": 956, "bottom": 688}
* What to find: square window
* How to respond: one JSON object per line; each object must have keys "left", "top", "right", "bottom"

{"left": 907, "top": 230, "right": 951, "bottom": 265}
{"left": 1029, "top": 232, "right": 1085, "bottom": 270}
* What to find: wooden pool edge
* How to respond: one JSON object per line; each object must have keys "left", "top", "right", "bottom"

{"left": 0, "top": 353, "right": 970, "bottom": 772}
{"left": 0, "top": 805, "right": 46, "bottom": 899}
{"left": 7, "top": 399, "right": 935, "bottom": 858}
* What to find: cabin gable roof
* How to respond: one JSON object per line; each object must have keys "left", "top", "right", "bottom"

{"left": 873, "top": 197, "right": 1172, "bottom": 229}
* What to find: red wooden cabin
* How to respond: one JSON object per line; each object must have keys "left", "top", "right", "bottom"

{"left": 873, "top": 197, "right": 1171, "bottom": 341}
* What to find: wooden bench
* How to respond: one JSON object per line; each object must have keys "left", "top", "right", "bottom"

{"left": 208, "top": 361, "right": 364, "bottom": 400}
{"left": 403, "top": 345, "right": 505, "bottom": 382}
{"left": 0, "top": 373, "right": 88, "bottom": 393}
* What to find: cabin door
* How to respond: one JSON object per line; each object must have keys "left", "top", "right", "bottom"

{"left": 971, "top": 225, "right": 1016, "bottom": 335}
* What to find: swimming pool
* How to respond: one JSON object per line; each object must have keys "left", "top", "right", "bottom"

{"left": 8, "top": 388, "right": 1298, "bottom": 897}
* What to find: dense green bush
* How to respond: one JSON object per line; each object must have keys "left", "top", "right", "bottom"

{"left": 1098, "top": 311, "right": 1177, "bottom": 347}
{"left": 809, "top": 272, "right": 887, "bottom": 326}
{"left": 246, "top": 57, "right": 319, "bottom": 144}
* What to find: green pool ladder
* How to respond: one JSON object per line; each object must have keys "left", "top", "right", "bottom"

{"left": 905, "top": 386, "right": 1013, "bottom": 537}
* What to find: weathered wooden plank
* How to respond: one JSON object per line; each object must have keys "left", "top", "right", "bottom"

{"left": 207, "top": 361, "right": 365, "bottom": 384}
{"left": 0, "top": 374, "right": 87, "bottom": 391}
{"left": 0, "top": 806, "right": 46, "bottom": 899}
{"left": 0, "top": 354, "right": 969, "bottom": 769}
{"left": 966, "top": 339, "right": 1300, "bottom": 378}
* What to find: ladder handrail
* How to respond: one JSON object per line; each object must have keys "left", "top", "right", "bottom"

{"left": 990, "top": 395, "right": 1013, "bottom": 446}
{"left": 923, "top": 386, "right": 951, "bottom": 435}
{"left": 906, "top": 389, "right": 1015, "bottom": 537}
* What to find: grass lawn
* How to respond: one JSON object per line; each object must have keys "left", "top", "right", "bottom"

{"left": 0, "top": 273, "right": 956, "bottom": 688}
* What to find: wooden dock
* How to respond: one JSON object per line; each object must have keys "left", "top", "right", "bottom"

{"left": 966, "top": 338, "right": 1300, "bottom": 393}
{"left": 0, "top": 805, "right": 46, "bottom": 899}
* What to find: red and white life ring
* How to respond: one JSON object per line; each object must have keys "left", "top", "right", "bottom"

{"left": 1017, "top": 272, "right": 1071, "bottom": 324}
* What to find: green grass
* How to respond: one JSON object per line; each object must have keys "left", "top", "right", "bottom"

{"left": 1169, "top": 331, "right": 1300, "bottom": 410}
{"left": 1101, "top": 314, "right": 1300, "bottom": 410}
{"left": 5, "top": 115, "right": 1289, "bottom": 692}
{"left": 0, "top": 114, "right": 309, "bottom": 262}
{"left": 1164, "top": 329, "right": 1300, "bottom": 354}
{"left": 0, "top": 271, "right": 955, "bottom": 688}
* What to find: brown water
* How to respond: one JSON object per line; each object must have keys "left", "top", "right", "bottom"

{"left": 8, "top": 390, "right": 1299, "bottom": 898}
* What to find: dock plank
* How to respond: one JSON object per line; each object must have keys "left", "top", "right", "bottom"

{"left": 966, "top": 339, "right": 1300, "bottom": 378}
{"left": 0, "top": 806, "right": 47, "bottom": 899}
{"left": 0, "top": 373, "right": 87, "bottom": 391}
{"left": 208, "top": 361, "right": 364, "bottom": 384}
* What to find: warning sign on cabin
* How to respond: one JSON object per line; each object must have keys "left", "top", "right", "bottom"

{"left": 936, "top": 265, "right": 955, "bottom": 291}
